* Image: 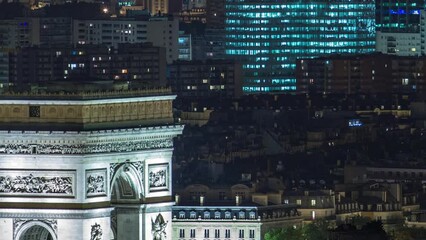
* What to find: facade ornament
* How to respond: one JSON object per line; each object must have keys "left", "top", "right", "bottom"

{"left": 86, "top": 169, "right": 107, "bottom": 197}
{"left": 0, "top": 174, "right": 73, "bottom": 196}
{"left": 152, "top": 213, "right": 167, "bottom": 240}
{"left": 90, "top": 223, "right": 102, "bottom": 240}
{"left": 13, "top": 219, "right": 57, "bottom": 240}
{"left": 0, "top": 138, "right": 173, "bottom": 155}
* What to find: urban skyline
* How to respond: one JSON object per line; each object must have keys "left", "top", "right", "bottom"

{"left": 0, "top": 0, "right": 426, "bottom": 240}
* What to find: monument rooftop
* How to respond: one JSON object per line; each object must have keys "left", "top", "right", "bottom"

{"left": 0, "top": 84, "right": 176, "bottom": 131}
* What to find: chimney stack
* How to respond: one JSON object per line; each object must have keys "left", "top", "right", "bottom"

{"left": 236, "top": 195, "right": 241, "bottom": 206}
{"left": 175, "top": 194, "right": 180, "bottom": 205}
{"left": 200, "top": 195, "right": 205, "bottom": 206}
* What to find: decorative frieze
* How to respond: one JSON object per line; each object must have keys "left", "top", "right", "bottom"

{"left": 0, "top": 170, "right": 75, "bottom": 197}
{"left": 0, "top": 138, "right": 173, "bottom": 155}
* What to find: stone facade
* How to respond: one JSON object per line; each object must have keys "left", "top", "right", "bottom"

{"left": 0, "top": 88, "right": 183, "bottom": 240}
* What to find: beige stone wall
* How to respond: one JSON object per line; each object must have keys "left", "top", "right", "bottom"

{"left": 0, "top": 100, "right": 173, "bottom": 125}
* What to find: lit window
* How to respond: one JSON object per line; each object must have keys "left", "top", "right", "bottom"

{"left": 311, "top": 199, "right": 316, "bottom": 206}
{"left": 122, "top": 69, "right": 128, "bottom": 74}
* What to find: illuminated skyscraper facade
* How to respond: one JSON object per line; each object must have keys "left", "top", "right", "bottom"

{"left": 376, "top": 0, "right": 424, "bottom": 33}
{"left": 225, "top": 0, "right": 376, "bottom": 93}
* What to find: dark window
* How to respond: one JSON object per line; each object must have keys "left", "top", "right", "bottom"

{"left": 29, "top": 106, "right": 40, "bottom": 117}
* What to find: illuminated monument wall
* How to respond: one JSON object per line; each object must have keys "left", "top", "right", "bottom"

{"left": 0, "top": 87, "right": 183, "bottom": 240}
{"left": 224, "top": 0, "right": 376, "bottom": 93}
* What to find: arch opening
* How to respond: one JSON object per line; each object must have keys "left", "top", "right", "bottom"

{"left": 18, "top": 224, "right": 54, "bottom": 240}
{"left": 110, "top": 164, "right": 144, "bottom": 203}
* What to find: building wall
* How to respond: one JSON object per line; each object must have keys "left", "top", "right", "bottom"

{"left": 8, "top": 44, "right": 167, "bottom": 84}
{"left": 376, "top": 0, "right": 423, "bottom": 33}
{"left": 146, "top": 16, "right": 179, "bottom": 64}
{"left": 206, "top": 0, "right": 225, "bottom": 29}
{"left": 72, "top": 19, "right": 148, "bottom": 46}
{"left": 172, "top": 205, "right": 303, "bottom": 240}
{"left": 145, "top": 0, "right": 169, "bottom": 14}
{"left": 0, "top": 18, "right": 40, "bottom": 50}
{"left": 224, "top": 0, "right": 375, "bottom": 93}
{"left": 173, "top": 221, "right": 261, "bottom": 240}
{"left": 296, "top": 54, "right": 426, "bottom": 94}
{"left": 168, "top": 60, "right": 243, "bottom": 99}
{"left": 376, "top": 31, "right": 421, "bottom": 56}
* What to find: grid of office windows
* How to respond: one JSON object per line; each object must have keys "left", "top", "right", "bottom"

{"left": 225, "top": 0, "right": 375, "bottom": 93}
{"left": 376, "top": 0, "right": 425, "bottom": 32}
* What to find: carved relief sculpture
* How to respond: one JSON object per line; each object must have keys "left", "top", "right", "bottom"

{"left": 148, "top": 164, "right": 168, "bottom": 192}
{"left": 86, "top": 169, "right": 107, "bottom": 198}
{"left": 0, "top": 138, "right": 173, "bottom": 155}
{"left": 0, "top": 171, "right": 74, "bottom": 196}
{"left": 151, "top": 214, "right": 167, "bottom": 240}
{"left": 90, "top": 223, "right": 102, "bottom": 240}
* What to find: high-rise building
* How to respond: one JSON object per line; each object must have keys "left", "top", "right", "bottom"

{"left": 144, "top": 0, "right": 169, "bottom": 14}
{"left": 375, "top": 32, "right": 421, "bottom": 56}
{"left": 168, "top": 59, "right": 243, "bottom": 98}
{"left": 295, "top": 53, "right": 426, "bottom": 95}
{"left": 169, "top": 0, "right": 183, "bottom": 14}
{"left": 146, "top": 15, "right": 179, "bottom": 64}
{"left": 178, "top": 32, "right": 192, "bottom": 61}
{"left": 376, "top": 0, "right": 424, "bottom": 33}
{"left": 224, "top": 0, "right": 376, "bottom": 93}
{"left": 206, "top": 0, "right": 225, "bottom": 29}
{"left": 72, "top": 15, "right": 179, "bottom": 64}
{"left": 7, "top": 43, "right": 167, "bottom": 84}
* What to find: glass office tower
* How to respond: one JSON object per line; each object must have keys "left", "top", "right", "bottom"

{"left": 376, "top": 0, "right": 425, "bottom": 33}
{"left": 225, "top": 0, "right": 376, "bottom": 93}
